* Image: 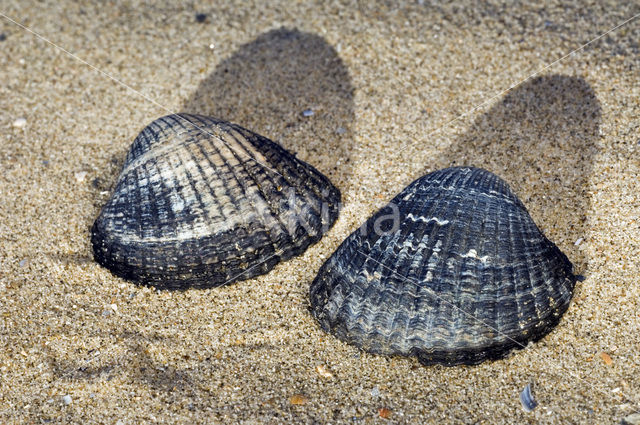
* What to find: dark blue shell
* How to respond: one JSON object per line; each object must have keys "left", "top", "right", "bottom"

{"left": 310, "top": 167, "right": 575, "bottom": 365}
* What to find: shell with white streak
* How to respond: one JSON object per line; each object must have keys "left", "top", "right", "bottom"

{"left": 91, "top": 113, "right": 340, "bottom": 289}
{"left": 309, "top": 167, "right": 575, "bottom": 366}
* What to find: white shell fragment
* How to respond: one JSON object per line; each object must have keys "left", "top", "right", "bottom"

{"left": 12, "top": 117, "right": 26, "bottom": 128}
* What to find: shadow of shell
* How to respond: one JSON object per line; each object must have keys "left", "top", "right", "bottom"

{"left": 183, "top": 27, "right": 355, "bottom": 192}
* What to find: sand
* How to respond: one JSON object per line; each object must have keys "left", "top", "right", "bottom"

{"left": 1, "top": 1, "right": 639, "bottom": 423}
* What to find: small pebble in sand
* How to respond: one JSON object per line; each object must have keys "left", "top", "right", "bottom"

{"left": 0, "top": 33, "right": 6, "bottom": 41}
{"left": 12, "top": 117, "right": 26, "bottom": 128}
{"left": 520, "top": 383, "right": 537, "bottom": 412}
{"left": 302, "top": 109, "right": 314, "bottom": 117}
{"left": 336, "top": 127, "right": 346, "bottom": 135}
{"left": 371, "top": 386, "right": 380, "bottom": 397}
{"left": 574, "top": 237, "right": 583, "bottom": 246}
{"left": 621, "top": 413, "right": 640, "bottom": 425}
{"left": 289, "top": 394, "right": 308, "bottom": 405}
{"left": 315, "top": 365, "right": 333, "bottom": 379}
{"left": 110, "top": 304, "right": 118, "bottom": 312}
{"left": 19, "top": 259, "right": 27, "bottom": 267}
{"left": 74, "top": 171, "right": 88, "bottom": 183}
{"left": 209, "top": 43, "right": 215, "bottom": 50}
{"left": 378, "top": 407, "right": 392, "bottom": 419}
{"left": 195, "top": 13, "right": 207, "bottom": 23}
{"left": 62, "top": 395, "right": 72, "bottom": 405}
{"left": 600, "top": 352, "right": 613, "bottom": 365}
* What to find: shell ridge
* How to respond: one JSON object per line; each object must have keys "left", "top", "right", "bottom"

{"left": 126, "top": 116, "right": 177, "bottom": 164}
{"left": 197, "top": 133, "right": 275, "bottom": 261}
{"left": 335, "top": 248, "right": 373, "bottom": 342}
{"left": 145, "top": 157, "right": 179, "bottom": 239}
{"left": 195, "top": 115, "right": 335, "bottom": 268}
{"left": 480, "top": 189, "right": 509, "bottom": 348}
{"left": 98, "top": 159, "right": 175, "bottom": 280}
{"left": 238, "top": 127, "right": 331, "bottom": 225}
{"left": 224, "top": 125, "right": 270, "bottom": 169}
{"left": 513, "top": 204, "right": 544, "bottom": 339}
{"left": 479, "top": 190, "right": 501, "bottom": 352}
{"left": 313, "top": 220, "right": 381, "bottom": 325}
{"left": 125, "top": 125, "right": 153, "bottom": 167}
{"left": 370, "top": 197, "right": 450, "bottom": 346}
{"left": 220, "top": 130, "right": 296, "bottom": 257}
{"left": 233, "top": 125, "right": 338, "bottom": 210}
{"left": 132, "top": 165, "right": 146, "bottom": 243}
{"left": 185, "top": 142, "right": 227, "bottom": 232}
{"left": 112, "top": 141, "right": 233, "bottom": 248}
{"left": 363, "top": 232, "right": 410, "bottom": 350}
{"left": 137, "top": 162, "right": 159, "bottom": 240}
{"left": 222, "top": 125, "right": 326, "bottom": 256}
{"left": 174, "top": 141, "right": 219, "bottom": 245}
{"left": 134, "top": 152, "right": 189, "bottom": 281}
{"left": 170, "top": 142, "right": 204, "bottom": 222}
{"left": 433, "top": 184, "right": 468, "bottom": 349}
{"left": 398, "top": 188, "right": 442, "bottom": 351}
{"left": 447, "top": 185, "right": 483, "bottom": 351}
{"left": 153, "top": 150, "right": 193, "bottom": 239}
{"left": 406, "top": 203, "right": 444, "bottom": 352}
{"left": 119, "top": 114, "right": 227, "bottom": 178}
{"left": 512, "top": 203, "right": 551, "bottom": 335}
{"left": 195, "top": 139, "right": 238, "bottom": 231}
{"left": 332, "top": 226, "right": 389, "bottom": 346}
{"left": 478, "top": 171, "right": 516, "bottom": 347}
{"left": 494, "top": 195, "right": 517, "bottom": 343}
{"left": 119, "top": 115, "right": 187, "bottom": 178}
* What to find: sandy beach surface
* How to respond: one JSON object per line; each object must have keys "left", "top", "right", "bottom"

{"left": 1, "top": 1, "right": 639, "bottom": 423}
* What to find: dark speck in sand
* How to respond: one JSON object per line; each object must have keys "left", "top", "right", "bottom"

{"left": 0, "top": 33, "right": 6, "bottom": 42}
{"left": 195, "top": 13, "right": 207, "bottom": 23}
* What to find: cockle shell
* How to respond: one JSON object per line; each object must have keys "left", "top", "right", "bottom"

{"left": 91, "top": 113, "right": 340, "bottom": 289}
{"left": 310, "top": 167, "right": 575, "bottom": 366}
